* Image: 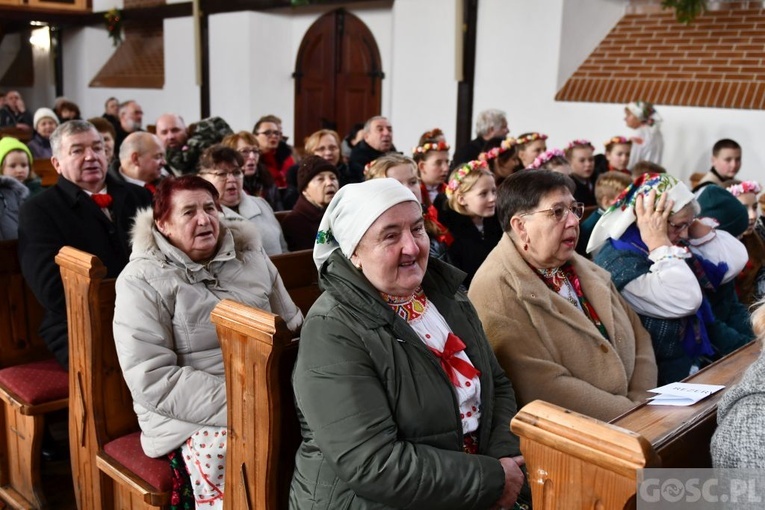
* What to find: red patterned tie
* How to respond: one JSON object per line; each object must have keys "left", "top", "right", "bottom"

{"left": 428, "top": 333, "right": 481, "bottom": 387}
{"left": 91, "top": 193, "right": 113, "bottom": 208}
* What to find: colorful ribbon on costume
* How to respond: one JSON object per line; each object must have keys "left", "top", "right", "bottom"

{"left": 427, "top": 333, "right": 480, "bottom": 387}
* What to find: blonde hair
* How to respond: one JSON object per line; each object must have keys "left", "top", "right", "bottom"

{"left": 595, "top": 171, "right": 633, "bottom": 207}
{"left": 304, "top": 129, "right": 341, "bottom": 154}
{"left": 365, "top": 153, "right": 417, "bottom": 180}
{"left": 751, "top": 298, "right": 765, "bottom": 345}
{"left": 447, "top": 165, "right": 494, "bottom": 215}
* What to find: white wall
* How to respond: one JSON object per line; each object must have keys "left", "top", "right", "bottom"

{"left": 475, "top": 0, "right": 765, "bottom": 182}
{"left": 389, "top": 0, "right": 458, "bottom": 153}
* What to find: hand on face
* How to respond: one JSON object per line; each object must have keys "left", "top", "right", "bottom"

{"left": 635, "top": 190, "right": 673, "bottom": 251}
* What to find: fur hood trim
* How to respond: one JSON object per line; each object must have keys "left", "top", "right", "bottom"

{"left": 130, "top": 207, "right": 264, "bottom": 259}
{"left": 0, "top": 175, "right": 30, "bottom": 201}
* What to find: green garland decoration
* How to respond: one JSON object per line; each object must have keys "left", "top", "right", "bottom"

{"left": 104, "top": 8, "right": 123, "bottom": 47}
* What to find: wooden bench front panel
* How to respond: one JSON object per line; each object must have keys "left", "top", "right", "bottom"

{"left": 512, "top": 341, "right": 761, "bottom": 510}
{"left": 270, "top": 249, "right": 320, "bottom": 317}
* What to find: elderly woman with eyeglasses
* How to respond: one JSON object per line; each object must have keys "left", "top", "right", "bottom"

{"left": 468, "top": 170, "right": 657, "bottom": 422}
{"left": 590, "top": 173, "right": 750, "bottom": 385}
{"left": 198, "top": 144, "right": 287, "bottom": 255}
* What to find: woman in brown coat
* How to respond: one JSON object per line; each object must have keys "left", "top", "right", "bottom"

{"left": 468, "top": 170, "right": 657, "bottom": 421}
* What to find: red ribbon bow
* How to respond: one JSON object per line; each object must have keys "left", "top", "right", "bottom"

{"left": 144, "top": 183, "right": 157, "bottom": 194}
{"left": 91, "top": 193, "right": 113, "bottom": 209}
{"left": 428, "top": 333, "right": 480, "bottom": 387}
{"left": 424, "top": 205, "right": 454, "bottom": 247}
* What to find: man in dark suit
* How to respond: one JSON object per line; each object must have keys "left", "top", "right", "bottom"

{"left": 348, "top": 116, "right": 396, "bottom": 184}
{"left": 18, "top": 120, "right": 152, "bottom": 367}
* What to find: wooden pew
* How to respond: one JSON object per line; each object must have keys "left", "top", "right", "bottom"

{"left": 58, "top": 246, "right": 319, "bottom": 510}
{"left": 274, "top": 210, "right": 290, "bottom": 226}
{"left": 57, "top": 247, "right": 171, "bottom": 510}
{"left": 0, "top": 240, "right": 68, "bottom": 509}
{"left": 212, "top": 300, "right": 302, "bottom": 510}
{"left": 0, "top": 127, "right": 32, "bottom": 143}
{"left": 32, "top": 158, "right": 57, "bottom": 187}
{"left": 511, "top": 341, "right": 761, "bottom": 509}
{"left": 270, "top": 249, "right": 320, "bottom": 317}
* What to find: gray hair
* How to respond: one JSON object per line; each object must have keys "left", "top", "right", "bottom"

{"left": 50, "top": 120, "right": 100, "bottom": 159}
{"left": 475, "top": 109, "right": 507, "bottom": 137}
{"left": 363, "top": 116, "right": 388, "bottom": 133}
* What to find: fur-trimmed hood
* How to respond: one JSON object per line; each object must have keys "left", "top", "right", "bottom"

{"left": 129, "top": 207, "right": 265, "bottom": 265}
{"left": 0, "top": 175, "right": 30, "bottom": 202}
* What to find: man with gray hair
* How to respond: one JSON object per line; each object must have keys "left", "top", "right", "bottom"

{"left": 18, "top": 120, "right": 152, "bottom": 367}
{"left": 114, "top": 99, "right": 144, "bottom": 154}
{"left": 348, "top": 115, "right": 396, "bottom": 183}
{"left": 452, "top": 108, "right": 509, "bottom": 168}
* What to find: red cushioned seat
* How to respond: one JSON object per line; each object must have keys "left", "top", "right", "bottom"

{"left": 103, "top": 432, "right": 172, "bottom": 492}
{"left": 0, "top": 359, "right": 68, "bottom": 405}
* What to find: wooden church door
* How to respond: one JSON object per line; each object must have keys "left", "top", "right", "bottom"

{"left": 293, "top": 9, "right": 383, "bottom": 148}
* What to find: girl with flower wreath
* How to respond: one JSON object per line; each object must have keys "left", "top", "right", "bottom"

{"left": 565, "top": 140, "right": 598, "bottom": 206}
{"left": 528, "top": 148, "right": 571, "bottom": 175}
{"left": 412, "top": 133, "right": 450, "bottom": 208}
{"left": 439, "top": 160, "right": 502, "bottom": 288}
{"left": 478, "top": 136, "right": 519, "bottom": 186}
{"left": 593, "top": 136, "right": 632, "bottom": 177}
{"left": 625, "top": 100, "right": 664, "bottom": 170}
{"left": 514, "top": 132, "right": 548, "bottom": 171}
{"left": 725, "top": 180, "right": 765, "bottom": 307}
{"left": 365, "top": 154, "right": 454, "bottom": 264}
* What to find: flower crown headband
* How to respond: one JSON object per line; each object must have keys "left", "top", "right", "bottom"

{"left": 605, "top": 136, "right": 631, "bottom": 147}
{"left": 412, "top": 141, "right": 450, "bottom": 156}
{"left": 516, "top": 132, "right": 548, "bottom": 146}
{"left": 530, "top": 148, "right": 566, "bottom": 169}
{"left": 565, "top": 139, "right": 594, "bottom": 151}
{"left": 445, "top": 160, "right": 488, "bottom": 197}
{"left": 727, "top": 181, "right": 762, "bottom": 197}
{"left": 478, "top": 137, "right": 517, "bottom": 161}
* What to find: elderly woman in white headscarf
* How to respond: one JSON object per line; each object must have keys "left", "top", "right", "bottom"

{"left": 290, "top": 178, "right": 527, "bottom": 510}
{"left": 590, "top": 173, "right": 750, "bottom": 385}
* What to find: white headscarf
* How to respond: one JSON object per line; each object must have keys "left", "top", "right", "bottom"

{"left": 313, "top": 178, "right": 419, "bottom": 270}
{"left": 625, "top": 101, "right": 662, "bottom": 127}
{"left": 586, "top": 173, "right": 697, "bottom": 253}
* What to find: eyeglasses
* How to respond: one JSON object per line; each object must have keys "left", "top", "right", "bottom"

{"left": 238, "top": 148, "right": 260, "bottom": 156}
{"left": 200, "top": 169, "right": 244, "bottom": 180}
{"left": 519, "top": 202, "right": 585, "bottom": 223}
{"left": 257, "top": 130, "right": 282, "bottom": 137}
{"left": 668, "top": 218, "right": 694, "bottom": 233}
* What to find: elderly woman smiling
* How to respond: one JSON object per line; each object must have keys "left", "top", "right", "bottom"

{"left": 468, "top": 170, "right": 657, "bottom": 422}
{"left": 113, "top": 176, "right": 302, "bottom": 509}
{"left": 290, "top": 178, "right": 526, "bottom": 509}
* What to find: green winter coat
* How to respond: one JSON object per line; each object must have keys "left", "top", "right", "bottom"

{"left": 290, "top": 251, "right": 521, "bottom": 510}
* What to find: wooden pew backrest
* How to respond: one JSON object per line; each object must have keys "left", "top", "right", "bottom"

{"left": 0, "top": 240, "right": 48, "bottom": 367}
{"left": 270, "top": 249, "right": 320, "bottom": 317}
{"left": 512, "top": 341, "right": 761, "bottom": 509}
{"left": 212, "top": 300, "right": 301, "bottom": 510}
{"left": 57, "top": 246, "right": 169, "bottom": 509}
{"left": 32, "top": 158, "right": 57, "bottom": 187}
